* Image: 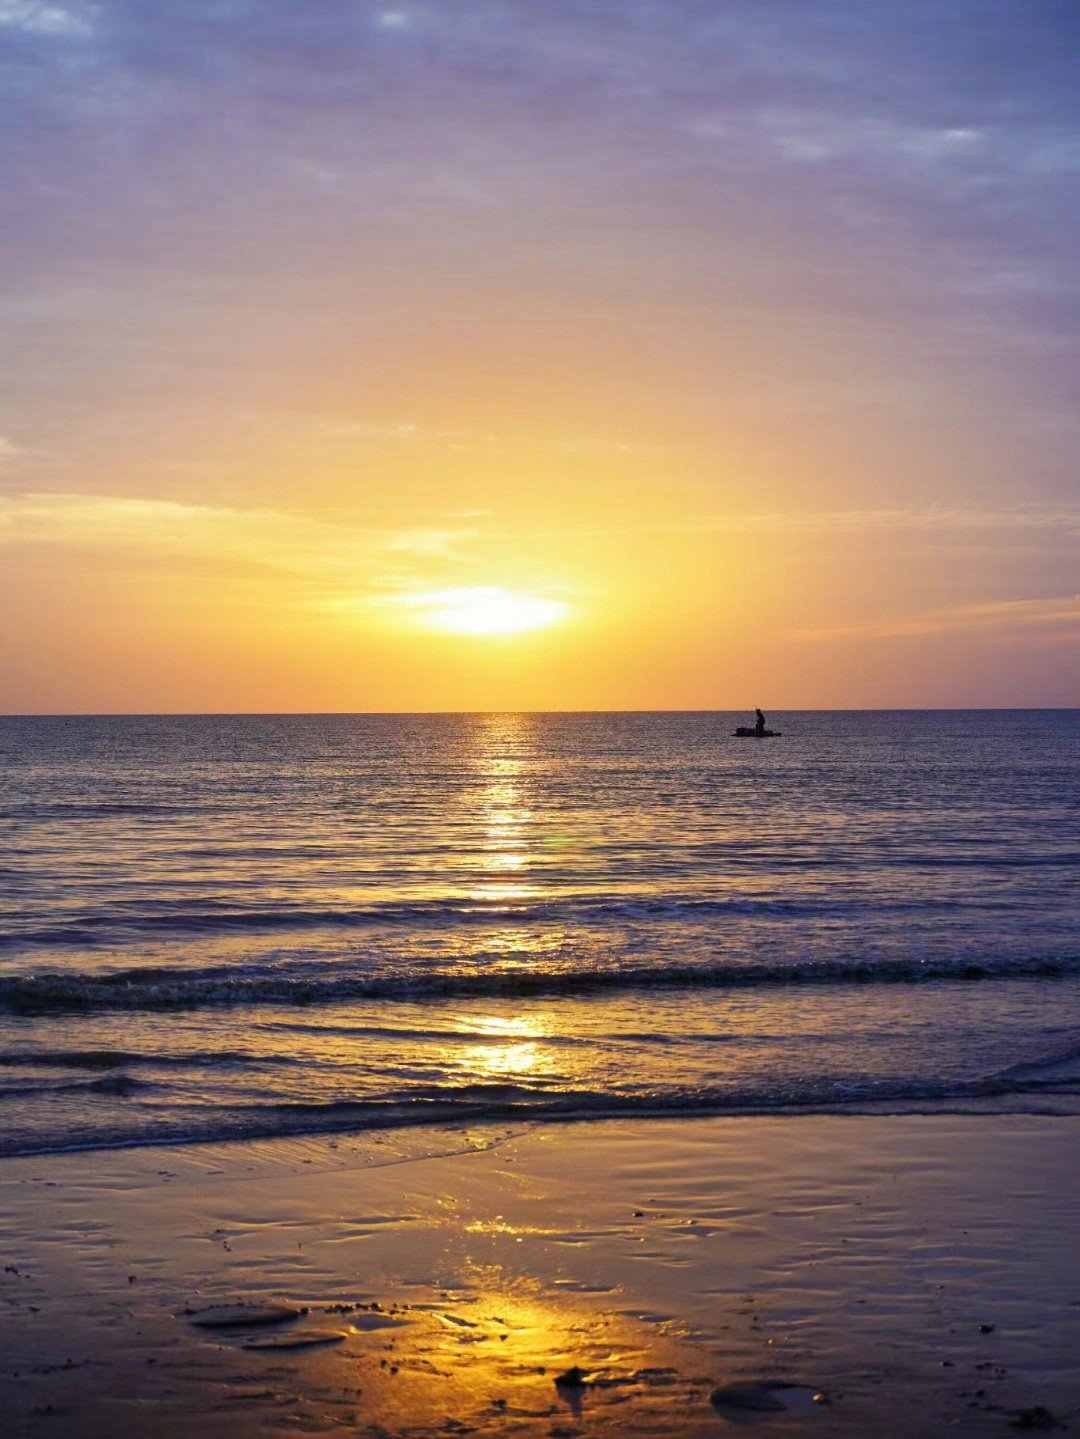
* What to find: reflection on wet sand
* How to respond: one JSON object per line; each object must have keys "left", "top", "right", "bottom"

{"left": 6, "top": 1113, "right": 1080, "bottom": 1438}
{"left": 225, "top": 1286, "right": 718, "bottom": 1439}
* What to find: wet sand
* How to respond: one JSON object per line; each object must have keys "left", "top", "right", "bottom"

{"left": 3, "top": 1113, "right": 1079, "bottom": 1437}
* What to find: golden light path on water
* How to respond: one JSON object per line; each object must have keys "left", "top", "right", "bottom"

{"left": 453, "top": 1013, "right": 551, "bottom": 1084}
{"left": 453, "top": 714, "right": 566, "bottom": 1083}
{"left": 476, "top": 721, "right": 531, "bottom": 890}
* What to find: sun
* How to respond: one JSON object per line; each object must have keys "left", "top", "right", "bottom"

{"left": 402, "top": 587, "right": 568, "bottom": 635}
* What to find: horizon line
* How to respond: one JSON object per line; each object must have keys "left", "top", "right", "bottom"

{"left": 3, "top": 707, "right": 1079, "bottom": 719}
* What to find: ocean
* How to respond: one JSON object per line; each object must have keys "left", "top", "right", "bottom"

{"left": 2, "top": 710, "right": 1079, "bottom": 1158}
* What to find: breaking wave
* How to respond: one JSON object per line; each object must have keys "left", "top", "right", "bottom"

{"left": 3, "top": 950, "right": 1078, "bottom": 1015}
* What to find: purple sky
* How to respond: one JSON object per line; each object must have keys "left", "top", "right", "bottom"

{"left": 2, "top": 2, "right": 1079, "bottom": 709}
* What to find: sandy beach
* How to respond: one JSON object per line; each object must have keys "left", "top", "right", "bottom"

{"left": 3, "top": 1112, "right": 1079, "bottom": 1437}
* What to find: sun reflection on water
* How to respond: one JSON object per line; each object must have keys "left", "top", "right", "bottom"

{"left": 469, "top": 714, "right": 538, "bottom": 901}
{"left": 451, "top": 1011, "right": 552, "bottom": 1083}
{"left": 415, "top": 713, "right": 590, "bottom": 981}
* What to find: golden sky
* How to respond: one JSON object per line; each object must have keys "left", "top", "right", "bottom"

{"left": 2, "top": 2, "right": 1078, "bottom": 710}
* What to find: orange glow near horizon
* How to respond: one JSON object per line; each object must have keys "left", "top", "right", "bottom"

{"left": 3, "top": 6, "right": 1078, "bottom": 711}
{"left": 5, "top": 468, "right": 1078, "bottom": 711}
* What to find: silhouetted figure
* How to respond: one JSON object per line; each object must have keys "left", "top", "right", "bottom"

{"left": 754, "top": 708, "right": 766, "bottom": 736}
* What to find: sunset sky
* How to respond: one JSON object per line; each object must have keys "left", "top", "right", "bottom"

{"left": 2, "top": 0, "right": 1078, "bottom": 711}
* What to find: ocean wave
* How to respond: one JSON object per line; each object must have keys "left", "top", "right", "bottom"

{"left": 2, "top": 951, "right": 1078, "bottom": 1015}
{"left": 0, "top": 895, "right": 808, "bottom": 949}
{"left": 0, "top": 1071, "right": 145, "bottom": 1099}
{"left": 3, "top": 801, "right": 185, "bottom": 819}
{"left": 4, "top": 1063, "right": 1078, "bottom": 1159}
{"left": 992, "top": 1041, "right": 1080, "bottom": 1090}
{"left": 0, "top": 888, "right": 1027, "bottom": 952}
{"left": 0, "top": 1047, "right": 298, "bottom": 1069}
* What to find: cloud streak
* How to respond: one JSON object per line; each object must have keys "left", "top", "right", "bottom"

{"left": 0, "top": 0, "right": 93, "bottom": 38}
{"left": 0, "top": 492, "right": 475, "bottom": 593}
{"left": 530, "top": 506, "right": 1080, "bottom": 542}
{"left": 709, "top": 506, "right": 1080, "bottom": 538}
{"left": 786, "top": 595, "right": 1080, "bottom": 645}
{"left": 2, "top": 3, "right": 1079, "bottom": 706}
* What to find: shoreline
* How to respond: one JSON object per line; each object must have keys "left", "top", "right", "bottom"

{"left": 4, "top": 1112, "right": 1079, "bottom": 1437}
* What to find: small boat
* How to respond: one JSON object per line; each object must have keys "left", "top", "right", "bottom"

{"left": 733, "top": 727, "right": 781, "bottom": 737}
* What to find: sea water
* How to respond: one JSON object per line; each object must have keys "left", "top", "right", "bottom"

{"left": 2, "top": 711, "right": 1079, "bottom": 1157}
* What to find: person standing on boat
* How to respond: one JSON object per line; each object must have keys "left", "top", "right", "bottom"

{"left": 754, "top": 708, "right": 766, "bottom": 736}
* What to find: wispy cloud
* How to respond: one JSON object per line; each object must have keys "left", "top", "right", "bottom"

{"left": 322, "top": 419, "right": 649, "bottom": 458}
{"left": 787, "top": 595, "right": 1080, "bottom": 644}
{"left": 322, "top": 420, "right": 499, "bottom": 451}
{"left": 533, "top": 506, "right": 1080, "bottom": 542}
{"left": 0, "top": 492, "right": 476, "bottom": 592}
{"left": 0, "top": 0, "right": 94, "bottom": 38}
{"left": 686, "top": 108, "right": 988, "bottom": 172}
{"left": 0, "top": 436, "right": 55, "bottom": 486}
{"left": 708, "top": 506, "right": 1080, "bottom": 538}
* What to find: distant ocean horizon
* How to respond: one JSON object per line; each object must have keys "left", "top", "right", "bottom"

{"left": 6, "top": 708, "right": 1079, "bottom": 716}
{"left": 3, "top": 709, "right": 1079, "bottom": 1157}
